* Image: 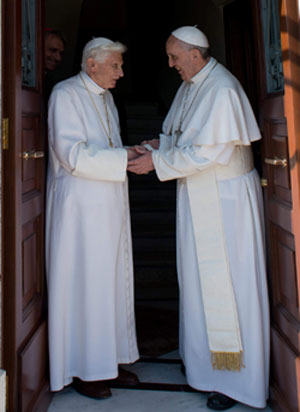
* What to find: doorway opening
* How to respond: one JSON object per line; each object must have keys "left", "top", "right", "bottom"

{"left": 45, "top": 0, "right": 262, "bottom": 361}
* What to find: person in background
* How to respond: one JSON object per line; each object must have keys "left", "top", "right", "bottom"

{"left": 128, "top": 26, "right": 270, "bottom": 410}
{"left": 45, "top": 29, "right": 65, "bottom": 72}
{"left": 46, "top": 37, "right": 140, "bottom": 400}
{"left": 44, "top": 29, "right": 66, "bottom": 101}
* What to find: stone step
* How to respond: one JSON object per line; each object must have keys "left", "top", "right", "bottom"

{"left": 129, "top": 174, "right": 175, "bottom": 195}
{"left": 131, "top": 228, "right": 175, "bottom": 238}
{"left": 127, "top": 117, "right": 163, "bottom": 132}
{"left": 134, "top": 262, "right": 178, "bottom": 300}
{"left": 126, "top": 101, "right": 176, "bottom": 287}
{"left": 127, "top": 133, "right": 159, "bottom": 146}
{"left": 134, "top": 265, "right": 177, "bottom": 281}
{"left": 128, "top": 171, "right": 176, "bottom": 189}
{"left": 130, "top": 194, "right": 176, "bottom": 209}
{"left": 131, "top": 214, "right": 175, "bottom": 236}
{"left": 125, "top": 101, "right": 161, "bottom": 117}
{"left": 133, "top": 249, "right": 176, "bottom": 267}
{"left": 125, "top": 100, "right": 164, "bottom": 145}
{"left": 133, "top": 234, "right": 175, "bottom": 250}
{"left": 135, "top": 282, "right": 179, "bottom": 300}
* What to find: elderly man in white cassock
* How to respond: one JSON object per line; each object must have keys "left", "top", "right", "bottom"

{"left": 46, "top": 37, "right": 141, "bottom": 399}
{"left": 128, "top": 26, "right": 270, "bottom": 410}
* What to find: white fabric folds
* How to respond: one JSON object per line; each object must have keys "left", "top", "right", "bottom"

{"left": 186, "top": 146, "right": 253, "bottom": 370}
{"left": 46, "top": 72, "right": 139, "bottom": 391}
{"left": 152, "top": 56, "right": 269, "bottom": 405}
{"left": 152, "top": 57, "right": 264, "bottom": 373}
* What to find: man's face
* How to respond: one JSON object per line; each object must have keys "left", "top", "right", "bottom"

{"left": 166, "top": 35, "right": 198, "bottom": 82}
{"left": 88, "top": 52, "right": 124, "bottom": 89}
{"left": 45, "top": 34, "right": 64, "bottom": 71}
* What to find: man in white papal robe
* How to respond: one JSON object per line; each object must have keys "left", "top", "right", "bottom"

{"left": 46, "top": 37, "right": 140, "bottom": 399}
{"left": 128, "top": 26, "right": 270, "bottom": 410}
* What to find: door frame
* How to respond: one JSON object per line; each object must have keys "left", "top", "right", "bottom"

{"left": 2, "top": 0, "right": 51, "bottom": 410}
{"left": 2, "top": 0, "right": 22, "bottom": 405}
{"left": 0, "top": 0, "right": 4, "bottom": 404}
{"left": 2, "top": 0, "right": 300, "bottom": 410}
{"left": 280, "top": 0, "right": 300, "bottom": 273}
{"left": 251, "top": 0, "right": 300, "bottom": 410}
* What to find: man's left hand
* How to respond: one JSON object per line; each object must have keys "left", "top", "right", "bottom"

{"left": 127, "top": 151, "right": 154, "bottom": 174}
{"left": 127, "top": 145, "right": 147, "bottom": 160}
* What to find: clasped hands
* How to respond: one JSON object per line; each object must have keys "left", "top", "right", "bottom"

{"left": 126, "top": 139, "right": 159, "bottom": 175}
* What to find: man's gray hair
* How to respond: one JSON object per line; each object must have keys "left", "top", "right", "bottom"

{"left": 179, "top": 39, "right": 210, "bottom": 60}
{"left": 81, "top": 37, "right": 127, "bottom": 72}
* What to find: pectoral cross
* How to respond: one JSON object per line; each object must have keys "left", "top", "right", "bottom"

{"left": 174, "top": 128, "right": 182, "bottom": 142}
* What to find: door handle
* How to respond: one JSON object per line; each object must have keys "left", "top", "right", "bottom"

{"left": 264, "top": 157, "right": 287, "bottom": 168}
{"left": 23, "top": 150, "right": 45, "bottom": 160}
{"left": 261, "top": 178, "right": 268, "bottom": 187}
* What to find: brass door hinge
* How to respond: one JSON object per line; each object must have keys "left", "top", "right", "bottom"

{"left": 2, "top": 118, "right": 9, "bottom": 150}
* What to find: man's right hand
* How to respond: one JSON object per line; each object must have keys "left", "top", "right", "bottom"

{"left": 141, "top": 139, "right": 160, "bottom": 150}
{"left": 127, "top": 151, "right": 154, "bottom": 175}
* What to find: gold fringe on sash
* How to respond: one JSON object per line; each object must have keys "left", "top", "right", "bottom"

{"left": 211, "top": 351, "right": 245, "bottom": 372}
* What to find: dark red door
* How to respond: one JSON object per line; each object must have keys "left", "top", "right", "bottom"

{"left": 224, "top": 1, "right": 300, "bottom": 411}
{"left": 2, "top": 0, "right": 51, "bottom": 410}
{"left": 254, "top": 1, "right": 300, "bottom": 410}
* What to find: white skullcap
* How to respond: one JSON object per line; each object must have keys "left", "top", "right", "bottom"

{"left": 171, "top": 26, "right": 209, "bottom": 48}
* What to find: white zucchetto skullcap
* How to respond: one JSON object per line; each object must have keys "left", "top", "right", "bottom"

{"left": 171, "top": 26, "right": 209, "bottom": 48}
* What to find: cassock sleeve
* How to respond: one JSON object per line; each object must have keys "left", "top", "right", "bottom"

{"left": 158, "top": 133, "right": 172, "bottom": 151}
{"left": 152, "top": 142, "right": 236, "bottom": 182}
{"left": 48, "top": 87, "right": 127, "bottom": 182}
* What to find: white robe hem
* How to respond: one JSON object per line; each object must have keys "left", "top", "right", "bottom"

{"left": 187, "top": 379, "right": 268, "bottom": 409}
{"left": 51, "top": 354, "right": 139, "bottom": 392}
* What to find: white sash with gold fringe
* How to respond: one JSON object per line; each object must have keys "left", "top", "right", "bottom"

{"left": 186, "top": 145, "right": 254, "bottom": 371}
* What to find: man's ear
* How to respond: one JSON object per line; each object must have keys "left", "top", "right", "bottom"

{"left": 191, "top": 49, "right": 201, "bottom": 61}
{"left": 86, "top": 57, "right": 97, "bottom": 73}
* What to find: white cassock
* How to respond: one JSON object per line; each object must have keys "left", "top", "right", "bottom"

{"left": 152, "top": 57, "right": 270, "bottom": 408}
{"left": 46, "top": 71, "right": 139, "bottom": 391}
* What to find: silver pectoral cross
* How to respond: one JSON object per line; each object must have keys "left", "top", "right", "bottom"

{"left": 174, "top": 129, "right": 183, "bottom": 142}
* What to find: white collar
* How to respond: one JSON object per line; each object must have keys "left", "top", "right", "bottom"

{"left": 79, "top": 71, "right": 106, "bottom": 95}
{"left": 190, "top": 57, "right": 217, "bottom": 85}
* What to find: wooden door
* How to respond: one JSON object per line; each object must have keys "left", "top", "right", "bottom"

{"left": 225, "top": 0, "right": 300, "bottom": 410}
{"left": 2, "top": 0, "right": 51, "bottom": 411}
{"left": 252, "top": 0, "right": 300, "bottom": 411}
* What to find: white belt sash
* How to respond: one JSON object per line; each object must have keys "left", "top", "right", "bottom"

{"left": 186, "top": 145, "right": 254, "bottom": 371}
